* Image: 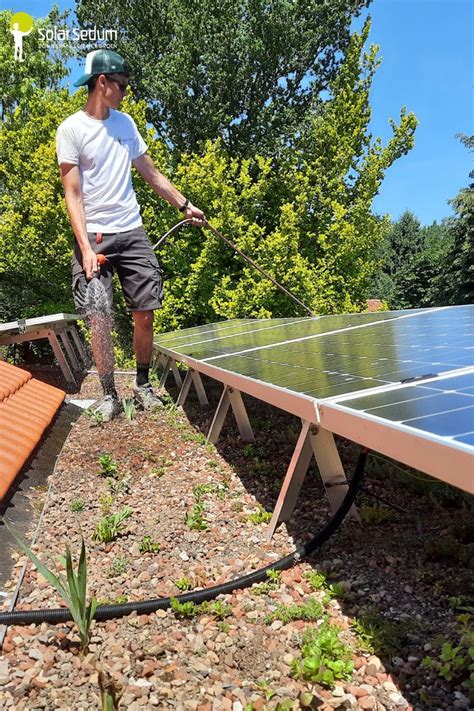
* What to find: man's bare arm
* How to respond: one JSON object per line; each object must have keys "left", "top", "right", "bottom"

{"left": 132, "top": 153, "right": 206, "bottom": 224}
{"left": 60, "top": 163, "right": 97, "bottom": 279}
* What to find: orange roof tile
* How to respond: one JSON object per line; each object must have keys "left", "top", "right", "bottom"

{"left": 0, "top": 360, "right": 65, "bottom": 500}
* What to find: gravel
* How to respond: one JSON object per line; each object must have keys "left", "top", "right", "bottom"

{"left": 0, "top": 371, "right": 472, "bottom": 710}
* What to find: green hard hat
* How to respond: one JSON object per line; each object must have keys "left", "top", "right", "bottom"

{"left": 73, "top": 49, "right": 133, "bottom": 87}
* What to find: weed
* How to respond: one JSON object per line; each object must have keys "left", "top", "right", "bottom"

{"left": 70, "top": 499, "right": 85, "bottom": 513}
{"left": 98, "top": 453, "right": 118, "bottom": 478}
{"left": 351, "top": 609, "right": 411, "bottom": 656}
{"left": 149, "top": 458, "right": 172, "bottom": 478}
{"left": 423, "top": 628, "right": 474, "bottom": 689}
{"left": 98, "top": 669, "right": 122, "bottom": 710}
{"left": 182, "top": 431, "right": 208, "bottom": 445}
{"left": 170, "top": 597, "right": 198, "bottom": 618}
{"left": 107, "top": 473, "right": 132, "bottom": 496}
{"left": 205, "top": 600, "right": 232, "bottom": 620}
{"left": 304, "top": 570, "right": 327, "bottom": 591}
{"left": 139, "top": 535, "right": 160, "bottom": 553}
{"left": 175, "top": 577, "right": 193, "bottom": 591}
{"left": 264, "top": 597, "right": 323, "bottom": 625}
{"left": 99, "top": 492, "right": 114, "bottom": 515}
{"left": 424, "top": 536, "right": 472, "bottom": 564}
{"left": 121, "top": 398, "right": 136, "bottom": 421}
{"left": 248, "top": 505, "right": 272, "bottom": 524}
{"left": 85, "top": 408, "right": 104, "bottom": 427}
{"left": 249, "top": 461, "right": 274, "bottom": 477}
{"left": 218, "top": 621, "right": 230, "bottom": 633}
{"left": 242, "top": 444, "right": 255, "bottom": 459}
{"left": 107, "top": 555, "right": 130, "bottom": 578}
{"left": 185, "top": 503, "right": 207, "bottom": 531}
{"left": 291, "top": 619, "right": 353, "bottom": 687}
{"left": 3, "top": 519, "right": 96, "bottom": 653}
{"left": 253, "top": 569, "right": 282, "bottom": 595}
{"left": 359, "top": 504, "right": 392, "bottom": 525}
{"left": 93, "top": 507, "right": 132, "bottom": 543}
{"left": 256, "top": 679, "right": 276, "bottom": 701}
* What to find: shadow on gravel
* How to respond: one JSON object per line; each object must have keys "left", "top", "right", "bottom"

{"left": 167, "top": 372, "right": 473, "bottom": 709}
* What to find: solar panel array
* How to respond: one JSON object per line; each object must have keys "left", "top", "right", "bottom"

{"left": 155, "top": 305, "right": 474, "bottom": 490}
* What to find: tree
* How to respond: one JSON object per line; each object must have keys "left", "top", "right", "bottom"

{"left": 442, "top": 134, "right": 474, "bottom": 305}
{"left": 0, "top": 7, "right": 73, "bottom": 122}
{"left": 75, "top": 0, "right": 371, "bottom": 157}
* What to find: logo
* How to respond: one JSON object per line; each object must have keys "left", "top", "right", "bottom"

{"left": 10, "top": 12, "right": 33, "bottom": 62}
{"left": 9, "top": 11, "right": 120, "bottom": 62}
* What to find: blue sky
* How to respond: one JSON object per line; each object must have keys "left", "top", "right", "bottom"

{"left": 3, "top": 0, "right": 473, "bottom": 226}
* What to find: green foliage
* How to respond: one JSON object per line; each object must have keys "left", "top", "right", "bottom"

{"left": 121, "top": 398, "right": 136, "bottom": 421}
{"left": 3, "top": 518, "right": 96, "bottom": 652}
{"left": 99, "top": 493, "right": 114, "bottom": 515}
{"left": 264, "top": 597, "right": 324, "bottom": 625}
{"left": 76, "top": 0, "right": 371, "bottom": 158}
{"left": 423, "top": 627, "right": 474, "bottom": 690}
{"left": 170, "top": 597, "right": 198, "bottom": 619}
{"left": 248, "top": 505, "right": 272, "bottom": 525}
{"left": 201, "top": 599, "right": 233, "bottom": 620}
{"left": 291, "top": 620, "right": 353, "bottom": 687}
{"left": 174, "top": 577, "right": 193, "bottom": 592}
{"left": 107, "top": 555, "right": 130, "bottom": 578}
{"left": 352, "top": 608, "right": 412, "bottom": 656}
{"left": 98, "top": 454, "right": 118, "bottom": 478}
{"left": 138, "top": 535, "right": 160, "bottom": 553}
{"left": 424, "top": 536, "right": 473, "bottom": 565}
{"left": 185, "top": 502, "right": 208, "bottom": 531}
{"left": 253, "top": 569, "right": 282, "bottom": 595}
{"left": 92, "top": 507, "right": 132, "bottom": 543}
{"left": 70, "top": 499, "right": 85, "bottom": 513}
{"left": 359, "top": 504, "right": 392, "bottom": 525}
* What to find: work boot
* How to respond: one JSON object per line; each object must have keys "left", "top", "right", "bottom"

{"left": 90, "top": 395, "right": 122, "bottom": 423}
{"left": 132, "top": 380, "right": 164, "bottom": 410}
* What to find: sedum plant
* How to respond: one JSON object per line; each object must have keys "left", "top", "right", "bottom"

{"left": 2, "top": 518, "right": 97, "bottom": 653}
{"left": 93, "top": 507, "right": 132, "bottom": 543}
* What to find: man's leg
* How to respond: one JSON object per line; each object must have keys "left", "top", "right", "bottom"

{"left": 132, "top": 310, "right": 163, "bottom": 408}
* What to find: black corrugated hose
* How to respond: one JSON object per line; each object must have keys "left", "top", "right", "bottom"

{"left": 0, "top": 449, "right": 369, "bottom": 626}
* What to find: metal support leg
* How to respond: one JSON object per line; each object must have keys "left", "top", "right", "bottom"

{"left": 309, "top": 427, "right": 358, "bottom": 521}
{"left": 207, "top": 386, "right": 254, "bottom": 444}
{"left": 69, "top": 326, "right": 88, "bottom": 364}
{"left": 177, "top": 370, "right": 193, "bottom": 407}
{"left": 266, "top": 421, "right": 358, "bottom": 541}
{"left": 159, "top": 357, "right": 172, "bottom": 390}
{"left": 227, "top": 388, "right": 254, "bottom": 442}
{"left": 171, "top": 361, "right": 183, "bottom": 388}
{"left": 58, "top": 330, "right": 80, "bottom": 371}
{"left": 176, "top": 369, "right": 209, "bottom": 407}
{"left": 191, "top": 370, "right": 208, "bottom": 406}
{"left": 47, "top": 331, "right": 76, "bottom": 386}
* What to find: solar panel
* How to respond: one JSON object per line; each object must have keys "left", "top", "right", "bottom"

{"left": 154, "top": 305, "right": 474, "bottom": 497}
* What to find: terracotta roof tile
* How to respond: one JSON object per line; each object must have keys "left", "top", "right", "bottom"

{"left": 0, "top": 361, "right": 65, "bottom": 500}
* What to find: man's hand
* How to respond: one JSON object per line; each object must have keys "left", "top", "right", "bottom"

{"left": 82, "top": 249, "right": 98, "bottom": 280}
{"left": 184, "top": 203, "right": 206, "bottom": 226}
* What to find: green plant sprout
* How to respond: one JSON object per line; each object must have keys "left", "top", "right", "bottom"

{"left": 291, "top": 620, "right": 353, "bottom": 687}
{"left": 93, "top": 507, "right": 132, "bottom": 543}
{"left": 70, "top": 499, "right": 85, "bottom": 513}
{"left": 107, "top": 555, "right": 130, "bottom": 578}
{"left": 3, "top": 518, "right": 97, "bottom": 653}
{"left": 175, "top": 577, "right": 193, "bottom": 591}
{"left": 248, "top": 505, "right": 272, "bottom": 524}
{"left": 98, "top": 453, "right": 118, "bottom": 478}
{"left": 139, "top": 535, "right": 160, "bottom": 553}
{"left": 185, "top": 502, "right": 207, "bottom": 531}
{"left": 121, "top": 398, "right": 136, "bottom": 421}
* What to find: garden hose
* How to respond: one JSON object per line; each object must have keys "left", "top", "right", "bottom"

{"left": 0, "top": 448, "right": 368, "bottom": 627}
{"left": 96, "top": 219, "right": 316, "bottom": 318}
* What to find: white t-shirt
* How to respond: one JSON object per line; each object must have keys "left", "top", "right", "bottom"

{"left": 56, "top": 109, "right": 148, "bottom": 232}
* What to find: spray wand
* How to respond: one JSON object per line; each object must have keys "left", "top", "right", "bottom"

{"left": 95, "top": 219, "right": 315, "bottom": 317}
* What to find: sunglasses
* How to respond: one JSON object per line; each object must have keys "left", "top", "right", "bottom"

{"left": 105, "top": 75, "right": 130, "bottom": 92}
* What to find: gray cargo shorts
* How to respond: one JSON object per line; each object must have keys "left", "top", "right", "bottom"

{"left": 72, "top": 225, "right": 164, "bottom": 314}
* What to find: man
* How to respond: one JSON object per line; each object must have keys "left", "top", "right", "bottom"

{"left": 56, "top": 49, "right": 205, "bottom": 421}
